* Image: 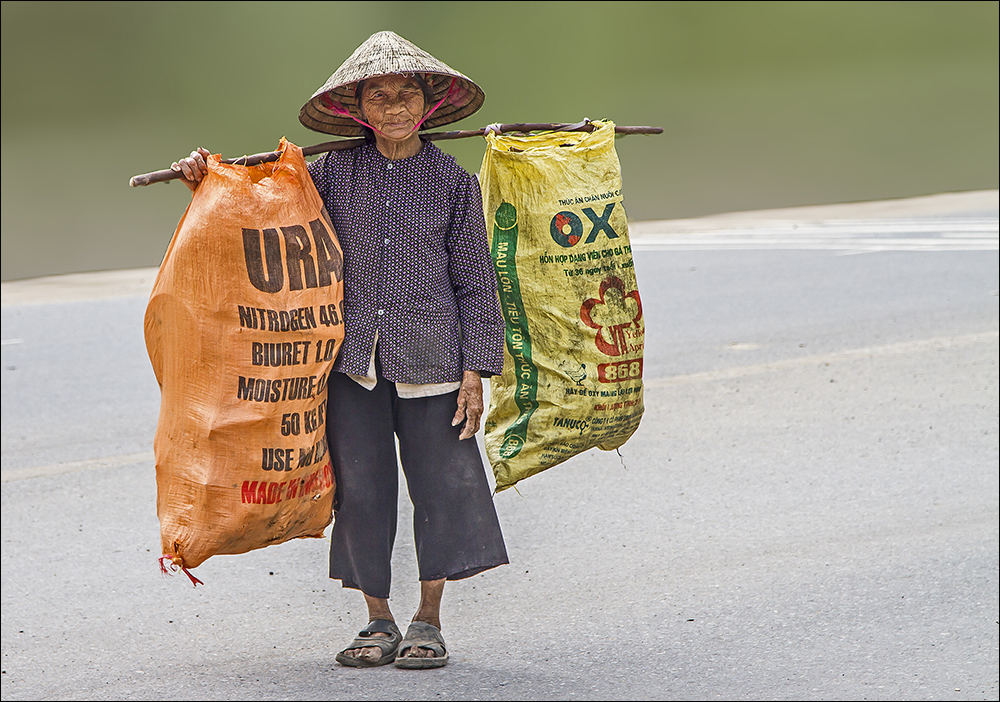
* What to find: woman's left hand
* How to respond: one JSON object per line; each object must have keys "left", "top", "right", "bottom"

{"left": 453, "top": 371, "right": 484, "bottom": 440}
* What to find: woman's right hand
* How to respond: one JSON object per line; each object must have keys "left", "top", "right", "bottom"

{"left": 170, "top": 147, "right": 211, "bottom": 192}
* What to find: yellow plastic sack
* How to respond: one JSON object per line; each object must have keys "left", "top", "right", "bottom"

{"left": 144, "top": 139, "right": 344, "bottom": 575}
{"left": 480, "top": 120, "right": 645, "bottom": 492}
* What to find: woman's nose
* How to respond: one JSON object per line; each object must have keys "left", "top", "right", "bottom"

{"left": 384, "top": 95, "right": 407, "bottom": 111}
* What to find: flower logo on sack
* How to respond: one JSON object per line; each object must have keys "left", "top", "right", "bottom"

{"left": 580, "top": 276, "right": 643, "bottom": 357}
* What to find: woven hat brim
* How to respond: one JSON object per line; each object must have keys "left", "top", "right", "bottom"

{"left": 299, "top": 73, "right": 484, "bottom": 137}
{"left": 298, "top": 31, "right": 485, "bottom": 137}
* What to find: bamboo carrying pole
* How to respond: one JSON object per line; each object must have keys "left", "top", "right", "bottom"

{"left": 128, "top": 122, "right": 663, "bottom": 187}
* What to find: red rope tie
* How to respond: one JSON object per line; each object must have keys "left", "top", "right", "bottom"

{"left": 158, "top": 555, "right": 205, "bottom": 587}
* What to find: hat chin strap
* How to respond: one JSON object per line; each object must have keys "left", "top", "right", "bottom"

{"left": 411, "top": 77, "right": 456, "bottom": 132}
{"left": 320, "top": 77, "right": 457, "bottom": 137}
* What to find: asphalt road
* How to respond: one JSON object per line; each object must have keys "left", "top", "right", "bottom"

{"left": 2, "top": 192, "right": 998, "bottom": 701}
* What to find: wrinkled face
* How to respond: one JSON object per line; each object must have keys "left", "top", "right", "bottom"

{"left": 359, "top": 74, "right": 428, "bottom": 141}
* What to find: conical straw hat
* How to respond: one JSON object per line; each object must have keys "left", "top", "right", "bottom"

{"left": 299, "top": 30, "right": 485, "bottom": 137}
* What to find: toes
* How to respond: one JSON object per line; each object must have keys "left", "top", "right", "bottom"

{"left": 345, "top": 646, "right": 379, "bottom": 660}
{"left": 400, "top": 646, "right": 432, "bottom": 658}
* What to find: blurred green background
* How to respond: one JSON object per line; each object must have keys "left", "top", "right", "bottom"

{"left": 1, "top": 1, "right": 997, "bottom": 281}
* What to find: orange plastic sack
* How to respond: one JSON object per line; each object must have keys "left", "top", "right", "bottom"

{"left": 144, "top": 139, "right": 344, "bottom": 573}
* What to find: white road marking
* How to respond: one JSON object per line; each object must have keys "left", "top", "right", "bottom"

{"left": 631, "top": 217, "right": 999, "bottom": 253}
{"left": 5, "top": 332, "right": 997, "bottom": 482}
{"left": 1, "top": 451, "right": 155, "bottom": 483}
{"left": 644, "top": 331, "right": 999, "bottom": 388}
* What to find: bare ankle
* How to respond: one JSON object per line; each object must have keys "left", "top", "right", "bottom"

{"left": 363, "top": 593, "right": 393, "bottom": 624}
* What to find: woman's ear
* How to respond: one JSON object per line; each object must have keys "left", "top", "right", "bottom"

{"left": 421, "top": 77, "right": 434, "bottom": 117}
{"left": 354, "top": 80, "right": 366, "bottom": 120}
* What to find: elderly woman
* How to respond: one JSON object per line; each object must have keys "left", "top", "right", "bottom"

{"left": 172, "top": 31, "right": 508, "bottom": 669}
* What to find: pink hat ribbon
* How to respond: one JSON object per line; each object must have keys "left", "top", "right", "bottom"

{"left": 412, "top": 77, "right": 457, "bottom": 131}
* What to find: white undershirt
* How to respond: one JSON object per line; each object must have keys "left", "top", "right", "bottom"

{"left": 347, "top": 331, "right": 461, "bottom": 399}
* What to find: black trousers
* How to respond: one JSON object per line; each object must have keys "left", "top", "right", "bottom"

{"left": 325, "top": 370, "right": 508, "bottom": 599}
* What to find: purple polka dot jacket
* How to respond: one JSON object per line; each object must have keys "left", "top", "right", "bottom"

{"left": 308, "top": 141, "right": 505, "bottom": 383}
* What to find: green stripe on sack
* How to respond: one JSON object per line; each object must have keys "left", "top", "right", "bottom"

{"left": 491, "top": 202, "right": 538, "bottom": 459}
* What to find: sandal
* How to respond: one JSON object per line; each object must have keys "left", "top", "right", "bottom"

{"left": 394, "top": 621, "right": 448, "bottom": 669}
{"left": 335, "top": 619, "right": 402, "bottom": 667}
